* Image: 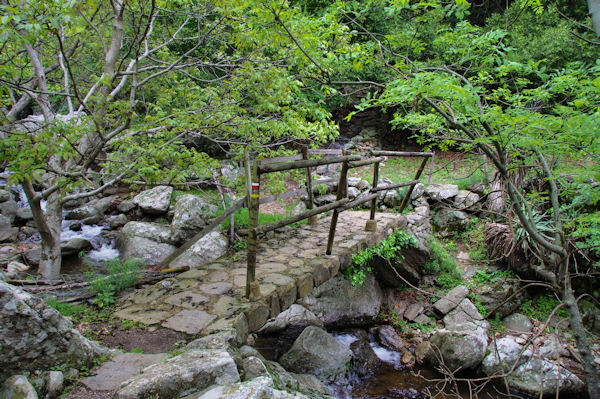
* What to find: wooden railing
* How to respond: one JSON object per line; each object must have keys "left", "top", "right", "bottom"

{"left": 158, "top": 147, "right": 434, "bottom": 299}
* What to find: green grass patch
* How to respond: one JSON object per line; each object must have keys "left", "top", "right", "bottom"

{"left": 519, "top": 294, "right": 568, "bottom": 322}
{"left": 423, "top": 236, "right": 462, "bottom": 288}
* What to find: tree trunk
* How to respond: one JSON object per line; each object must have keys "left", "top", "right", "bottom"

{"left": 22, "top": 180, "right": 63, "bottom": 279}
{"left": 487, "top": 171, "right": 505, "bottom": 214}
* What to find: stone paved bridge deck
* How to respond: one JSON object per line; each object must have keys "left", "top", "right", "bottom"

{"left": 116, "top": 211, "right": 406, "bottom": 344}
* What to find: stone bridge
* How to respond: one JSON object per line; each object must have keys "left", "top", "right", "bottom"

{"left": 116, "top": 210, "right": 406, "bottom": 344}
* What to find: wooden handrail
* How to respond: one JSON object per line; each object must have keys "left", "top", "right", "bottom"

{"left": 370, "top": 150, "right": 434, "bottom": 157}
{"left": 259, "top": 155, "right": 360, "bottom": 174}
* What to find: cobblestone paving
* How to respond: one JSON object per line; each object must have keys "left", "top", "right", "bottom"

{"left": 116, "top": 211, "right": 406, "bottom": 343}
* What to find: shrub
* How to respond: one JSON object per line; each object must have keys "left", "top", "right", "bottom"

{"left": 87, "top": 258, "right": 144, "bottom": 308}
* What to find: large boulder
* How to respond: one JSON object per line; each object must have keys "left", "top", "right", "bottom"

{"left": 425, "top": 184, "right": 459, "bottom": 201}
{"left": 279, "top": 326, "right": 352, "bottom": 383}
{"left": 371, "top": 241, "right": 429, "bottom": 287}
{"left": 477, "top": 277, "right": 525, "bottom": 318}
{"left": 118, "top": 236, "right": 176, "bottom": 267}
{"left": 298, "top": 273, "right": 383, "bottom": 327}
{"left": 133, "top": 185, "right": 173, "bottom": 214}
{"left": 120, "top": 221, "right": 175, "bottom": 245}
{"left": 64, "top": 205, "right": 102, "bottom": 224}
{"left": 433, "top": 285, "right": 469, "bottom": 315}
{"left": 481, "top": 336, "right": 584, "bottom": 396}
{"left": 428, "top": 299, "right": 489, "bottom": 371}
{"left": 264, "top": 360, "right": 332, "bottom": 398}
{"left": 0, "top": 282, "right": 114, "bottom": 381}
{"left": 60, "top": 237, "right": 92, "bottom": 256}
{"left": 171, "top": 194, "right": 218, "bottom": 244}
{"left": 454, "top": 190, "right": 480, "bottom": 209}
{"left": 0, "top": 375, "right": 38, "bottom": 399}
{"left": 258, "top": 304, "right": 323, "bottom": 334}
{"left": 0, "top": 199, "right": 18, "bottom": 222}
{"left": 171, "top": 231, "right": 228, "bottom": 269}
{"left": 114, "top": 349, "right": 240, "bottom": 399}
{"left": 432, "top": 208, "right": 469, "bottom": 231}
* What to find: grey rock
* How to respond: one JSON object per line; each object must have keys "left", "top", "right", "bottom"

{"left": 0, "top": 282, "right": 114, "bottom": 381}
{"left": 83, "top": 353, "right": 169, "bottom": 391}
{"left": 433, "top": 285, "right": 469, "bottom": 315}
{"left": 425, "top": 184, "right": 459, "bottom": 201}
{"left": 0, "top": 215, "right": 13, "bottom": 242}
{"left": 6, "top": 261, "right": 29, "bottom": 277}
{"left": 404, "top": 303, "right": 424, "bottom": 321}
{"left": 371, "top": 241, "right": 428, "bottom": 287}
{"left": 193, "top": 376, "right": 274, "bottom": 399}
{"left": 65, "top": 205, "right": 101, "bottom": 221}
{"left": 292, "top": 201, "right": 307, "bottom": 216}
{"left": 478, "top": 277, "right": 525, "bottom": 318}
{"left": 279, "top": 326, "right": 352, "bottom": 382}
{"left": 242, "top": 356, "right": 269, "bottom": 380}
{"left": 382, "top": 189, "right": 400, "bottom": 207}
{"left": 118, "top": 236, "right": 176, "bottom": 267}
{"left": 347, "top": 177, "right": 362, "bottom": 187}
{"left": 46, "top": 371, "right": 64, "bottom": 399}
{"left": 314, "top": 194, "right": 337, "bottom": 206}
{"left": 15, "top": 208, "right": 33, "bottom": 223}
{"left": 350, "top": 337, "right": 381, "bottom": 377}
{"left": 171, "top": 231, "right": 228, "bottom": 269}
{"left": 0, "top": 375, "right": 38, "bottom": 399}
{"left": 118, "top": 200, "right": 136, "bottom": 213}
{"left": 90, "top": 195, "right": 118, "bottom": 214}
{"left": 298, "top": 274, "right": 382, "bottom": 327}
{"left": 0, "top": 189, "right": 11, "bottom": 202}
{"left": 0, "top": 199, "right": 18, "bottom": 222}
{"left": 24, "top": 247, "right": 41, "bottom": 266}
{"left": 114, "top": 349, "right": 240, "bottom": 399}
{"left": 377, "top": 325, "right": 406, "bottom": 352}
{"left": 133, "top": 185, "right": 173, "bottom": 214}
{"left": 410, "top": 183, "right": 425, "bottom": 200}
{"left": 503, "top": 313, "right": 533, "bottom": 333}
{"left": 347, "top": 186, "right": 361, "bottom": 200}
{"left": 264, "top": 361, "right": 332, "bottom": 398}
{"left": 121, "top": 221, "right": 175, "bottom": 244}
{"left": 454, "top": 190, "right": 480, "bottom": 209}
{"left": 433, "top": 208, "right": 469, "bottom": 231}
{"left": 109, "top": 214, "right": 129, "bottom": 229}
{"left": 481, "top": 336, "right": 584, "bottom": 395}
{"left": 60, "top": 237, "right": 92, "bottom": 256}
{"left": 258, "top": 304, "right": 323, "bottom": 334}
{"left": 171, "top": 194, "right": 218, "bottom": 244}
{"left": 428, "top": 299, "right": 489, "bottom": 371}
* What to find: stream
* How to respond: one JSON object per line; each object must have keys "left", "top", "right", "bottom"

{"left": 255, "top": 330, "right": 518, "bottom": 399}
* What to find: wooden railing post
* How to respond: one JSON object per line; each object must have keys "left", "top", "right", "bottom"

{"left": 245, "top": 152, "right": 260, "bottom": 299}
{"left": 302, "top": 147, "right": 318, "bottom": 225}
{"left": 365, "top": 161, "right": 380, "bottom": 231}
{"left": 398, "top": 157, "right": 429, "bottom": 213}
{"left": 326, "top": 156, "right": 349, "bottom": 255}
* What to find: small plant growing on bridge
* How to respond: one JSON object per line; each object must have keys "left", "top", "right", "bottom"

{"left": 345, "top": 230, "right": 418, "bottom": 286}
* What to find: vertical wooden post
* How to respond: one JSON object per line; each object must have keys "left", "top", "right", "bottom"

{"left": 398, "top": 156, "right": 429, "bottom": 213}
{"left": 365, "top": 161, "right": 380, "bottom": 231}
{"left": 245, "top": 152, "right": 260, "bottom": 299}
{"left": 326, "top": 157, "right": 349, "bottom": 255}
{"left": 302, "top": 147, "right": 318, "bottom": 225}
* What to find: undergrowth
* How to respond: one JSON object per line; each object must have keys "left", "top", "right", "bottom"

{"left": 423, "top": 236, "right": 462, "bottom": 288}
{"left": 345, "top": 230, "right": 418, "bottom": 286}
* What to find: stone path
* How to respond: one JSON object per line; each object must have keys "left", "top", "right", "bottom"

{"left": 116, "top": 211, "right": 406, "bottom": 344}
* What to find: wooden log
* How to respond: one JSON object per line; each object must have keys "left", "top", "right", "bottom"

{"left": 326, "top": 158, "right": 349, "bottom": 255}
{"left": 308, "top": 149, "right": 343, "bottom": 155}
{"left": 370, "top": 150, "right": 434, "bottom": 157}
{"left": 246, "top": 154, "right": 260, "bottom": 298}
{"left": 369, "top": 162, "right": 380, "bottom": 221}
{"left": 250, "top": 154, "right": 303, "bottom": 166}
{"left": 303, "top": 147, "right": 318, "bottom": 225}
{"left": 347, "top": 156, "right": 386, "bottom": 169}
{"left": 156, "top": 197, "right": 247, "bottom": 269}
{"left": 339, "top": 193, "right": 379, "bottom": 212}
{"left": 259, "top": 155, "right": 360, "bottom": 174}
{"left": 370, "top": 180, "right": 419, "bottom": 193}
{"left": 255, "top": 198, "right": 350, "bottom": 234}
{"left": 398, "top": 157, "right": 429, "bottom": 212}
